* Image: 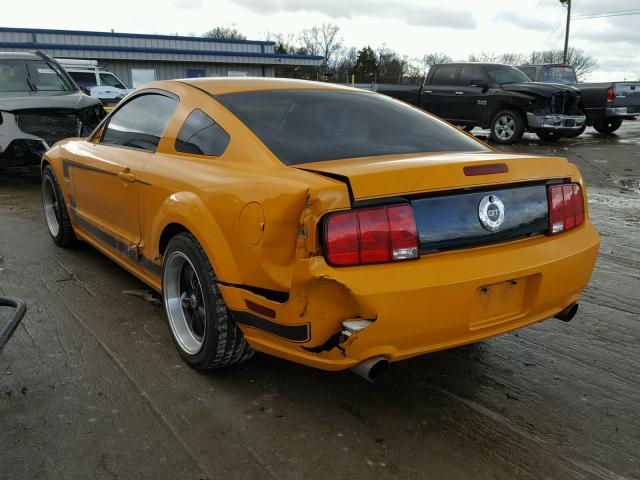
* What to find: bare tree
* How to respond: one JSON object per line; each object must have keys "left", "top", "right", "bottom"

{"left": 376, "top": 46, "right": 408, "bottom": 83}
{"left": 299, "top": 23, "right": 343, "bottom": 78}
{"left": 468, "top": 51, "right": 501, "bottom": 63}
{"left": 422, "top": 52, "right": 453, "bottom": 67}
{"left": 527, "top": 48, "right": 597, "bottom": 80}
{"left": 263, "top": 31, "right": 298, "bottom": 54}
{"left": 203, "top": 25, "right": 246, "bottom": 40}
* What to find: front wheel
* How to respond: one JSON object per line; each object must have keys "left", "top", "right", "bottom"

{"left": 162, "top": 233, "right": 253, "bottom": 370}
{"left": 489, "top": 110, "right": 525, "bottom": 145}
{"left": 593, "top": 118, "right": 622, "bottom": 134}
{"left": 42, "top": 165, "right": 75, "bottom": 246}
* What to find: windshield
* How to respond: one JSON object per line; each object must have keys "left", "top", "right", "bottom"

{"left": 215, "top": 89, "right": 488, "bottom": 165}
{"left": 483, "top": 65, "right": 532, "bottom": 84}
{"left": 0, "top": 59, "right": 74, "bottom": 93}
{"left": 542, "top": 66, "right": 577, "bottom": 85}
{"left": 100, "top": 73, "right": 127, "bottom": 89}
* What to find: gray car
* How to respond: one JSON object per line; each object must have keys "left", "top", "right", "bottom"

{"left": 0, "top": 51, "right": 105, "bottom": 167}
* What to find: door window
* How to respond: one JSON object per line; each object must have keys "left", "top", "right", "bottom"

{"left": 430, "top": 66, "right": 458, "bottom": 85}
{"left": 99, "top": 72, "right": 127, "bottom": 89}
{"left": 101, "top": 94, "right": 177, "bottom": 151}
{"left": 458, "top": 66, "right": 486, "bottom": 86}
{"left": 69, "top": 71, "right": 98, "bottom": 89}
{"left": 175, "top": 109, "right": 230, "bottom": 157}
{"left": 131, "top": 68, "right": 156, "bottom": 88}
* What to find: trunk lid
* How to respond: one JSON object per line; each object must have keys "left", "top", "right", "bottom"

{"left": 294, "top": 152, "right": 575, "bottom": 200}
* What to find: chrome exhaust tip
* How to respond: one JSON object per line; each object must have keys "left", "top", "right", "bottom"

{"left": 350, "top": 356, "right": 390, "bottom": 382}
{"left": 555, "top": 303, "right": 579, "bottom": 322}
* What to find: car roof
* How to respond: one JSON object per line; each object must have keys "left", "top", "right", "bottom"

{"left": 174, "top": 77, "right": 363, "bottom": 96}
{"left": 0, "top": 51, "right": 42, "bottom": 61}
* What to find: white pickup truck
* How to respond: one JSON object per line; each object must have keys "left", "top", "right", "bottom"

{"left": 55, "top": 58, "right": 132, "bottom": 110}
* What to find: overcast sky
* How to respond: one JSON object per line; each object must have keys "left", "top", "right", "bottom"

{"left": 3, "top": 0, "right": 639, "bottom": 81}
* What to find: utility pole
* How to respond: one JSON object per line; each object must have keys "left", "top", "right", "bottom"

{"left": 560, "top": 0, "right": 572, "bottom": 65}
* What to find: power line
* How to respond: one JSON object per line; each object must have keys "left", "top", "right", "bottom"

{"left": 573, "top": 8, "right": 640, "bottom": 18}
{"left": 573, "top": 10, "right": 640, "bottom": 20}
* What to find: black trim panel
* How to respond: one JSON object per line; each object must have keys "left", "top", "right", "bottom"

{"left": 68, "top": 197, "right": 161, "bottom": 278}
{"left": 62, "top": 158, "right": 151, "bottom": 186}
{"left": 233, "top": 311, "right": 310, "bottom": 343}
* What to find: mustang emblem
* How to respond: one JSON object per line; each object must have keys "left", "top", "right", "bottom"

{"left": 478, "top": 195, "right": 505, "bottom": 232}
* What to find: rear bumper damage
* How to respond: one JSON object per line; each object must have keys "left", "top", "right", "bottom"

{"left": 219, "top": 222, "right": 600, "bottom": 371}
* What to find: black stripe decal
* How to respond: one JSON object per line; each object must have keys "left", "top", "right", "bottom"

{"left": 233, "top": 311, "right": 310, "bottom": 343}
{"left": 62, "top": 158, "right": 151, "bottom": 185}
{"left": 68, "top": 198, "right": 161, "bottom": 278}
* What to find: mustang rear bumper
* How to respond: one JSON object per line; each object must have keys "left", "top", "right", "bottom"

{"left": 220, "top": 222, "right": 600, "bottom": 371}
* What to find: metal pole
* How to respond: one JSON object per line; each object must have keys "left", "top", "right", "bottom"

{"left": 562, "top": 0, "right": 572, "bottom": 65}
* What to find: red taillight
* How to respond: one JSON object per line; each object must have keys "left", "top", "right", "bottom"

{"left": 325, "top": 204, "right": 419, "bottom": 266}
{"left": 547, "top": 183, "right": 584, "bottom": 235}
{"left": 606, "top": 86, "right": 615, "bottom": 103}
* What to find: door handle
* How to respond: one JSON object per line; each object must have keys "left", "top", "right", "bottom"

{"left": 117, "top": 168, "right": 135, "bottom": 183}
{"left": 423, "top": 90, "right": 432, "bottom": 94}
{"left": 455, "top": 91, "right": 464, "bottom": 95}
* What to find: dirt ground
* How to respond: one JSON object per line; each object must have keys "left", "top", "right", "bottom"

{"left": 1, "top": 122, "right": 639, "bottom": 480}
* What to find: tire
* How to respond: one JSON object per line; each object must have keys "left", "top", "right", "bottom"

{"left": 536, "top": 131, "right": 564, "bottom": 142}
{"left": 562, "top": 124, "right": 587, "bottom": 138}
{"left": 593, "top": 118, "right": 622, "bottom": 134}
{"left": 42, "top": 165, "right": 75, "bottom": 246}
{"left": 162, "top": 233, "right": 253, "bottom": 370}
{"left": 489, "top": 110, "right": 525, "bottom": 145}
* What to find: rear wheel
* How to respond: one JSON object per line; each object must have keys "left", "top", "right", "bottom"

{"left": 42, "top": 165, "right": 75, "bottom": 246}
{"left": 489, "top": 110, "right": 525, "bottom": 145}
{"left": 593, "top": 118, "right": 622, "bottom": 134}
{"left": 162, "top": 233, "right": 253, "bottom": 370}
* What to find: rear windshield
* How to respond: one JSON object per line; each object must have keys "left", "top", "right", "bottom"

{"left": 215, "top": 89, "right": 488, "bottom": 165}
{"left": 542, "top": 66, "right": 577, "bottom": 85}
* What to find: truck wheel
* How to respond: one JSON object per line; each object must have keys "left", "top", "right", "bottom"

{"left": 593, "top": 119, "right": 622, "bottom": 134}
{"left": 42, "top": 165, "right": 76, "bottom": 247}
{"left": 162, "top": 233, "right": 253, "bottom": 370}
{"left": 489, "top": 110, "right": 525, "bottom": 145}
{"left": 536, "top": 131, "right": 564, "bottom": 142}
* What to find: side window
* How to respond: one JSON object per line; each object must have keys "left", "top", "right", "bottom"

{"left": 69, "top": 71, "right": 97, "bottom": 89}
{"left": 101, "top": 94, "right": 177, "bottom": 151}
{"left": 175, "top": 109, "right": 230, "bottom": 157}
{"left": 430, "top": 66, "right": 458, "bottom": 85}
{"left": 519, "top": 67, "right": 535, "bottom": 81}
{"left": 458, "top": 66, "right": 486, "bottom": 86}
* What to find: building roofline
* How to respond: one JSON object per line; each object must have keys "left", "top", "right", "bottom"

{"left": 0, "top": 42, "right": 324, "bottom": 62}
{"left": 0, "top": 26, "right": 276, "bottom": 47}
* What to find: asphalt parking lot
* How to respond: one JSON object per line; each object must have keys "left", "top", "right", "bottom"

{"left": 1, "top": 122, "right": 639, "bottom": 480}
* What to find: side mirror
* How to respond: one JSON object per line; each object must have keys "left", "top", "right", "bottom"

{"left": 470, "top": 80, "right": 489, "bottom": 89}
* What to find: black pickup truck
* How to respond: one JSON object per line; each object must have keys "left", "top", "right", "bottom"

{"left": 519, "top": 64, "right": 640, "bottom": 135}
{"left": 375, "top": 63, "right": 586, "bottom": 144}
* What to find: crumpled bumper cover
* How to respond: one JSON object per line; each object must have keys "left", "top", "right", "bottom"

{"left": 0, "top": 111, "right": 50, "bottom": 154}
{"left": 526, "top": 112, "right": 587, "bottom": 131}
{"left": 220, "top": 222, "right": 600, "bottom": 371}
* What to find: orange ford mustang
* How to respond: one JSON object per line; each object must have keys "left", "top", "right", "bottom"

{"left": 41, "top": 78, "right": 599, "bottom": 380}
